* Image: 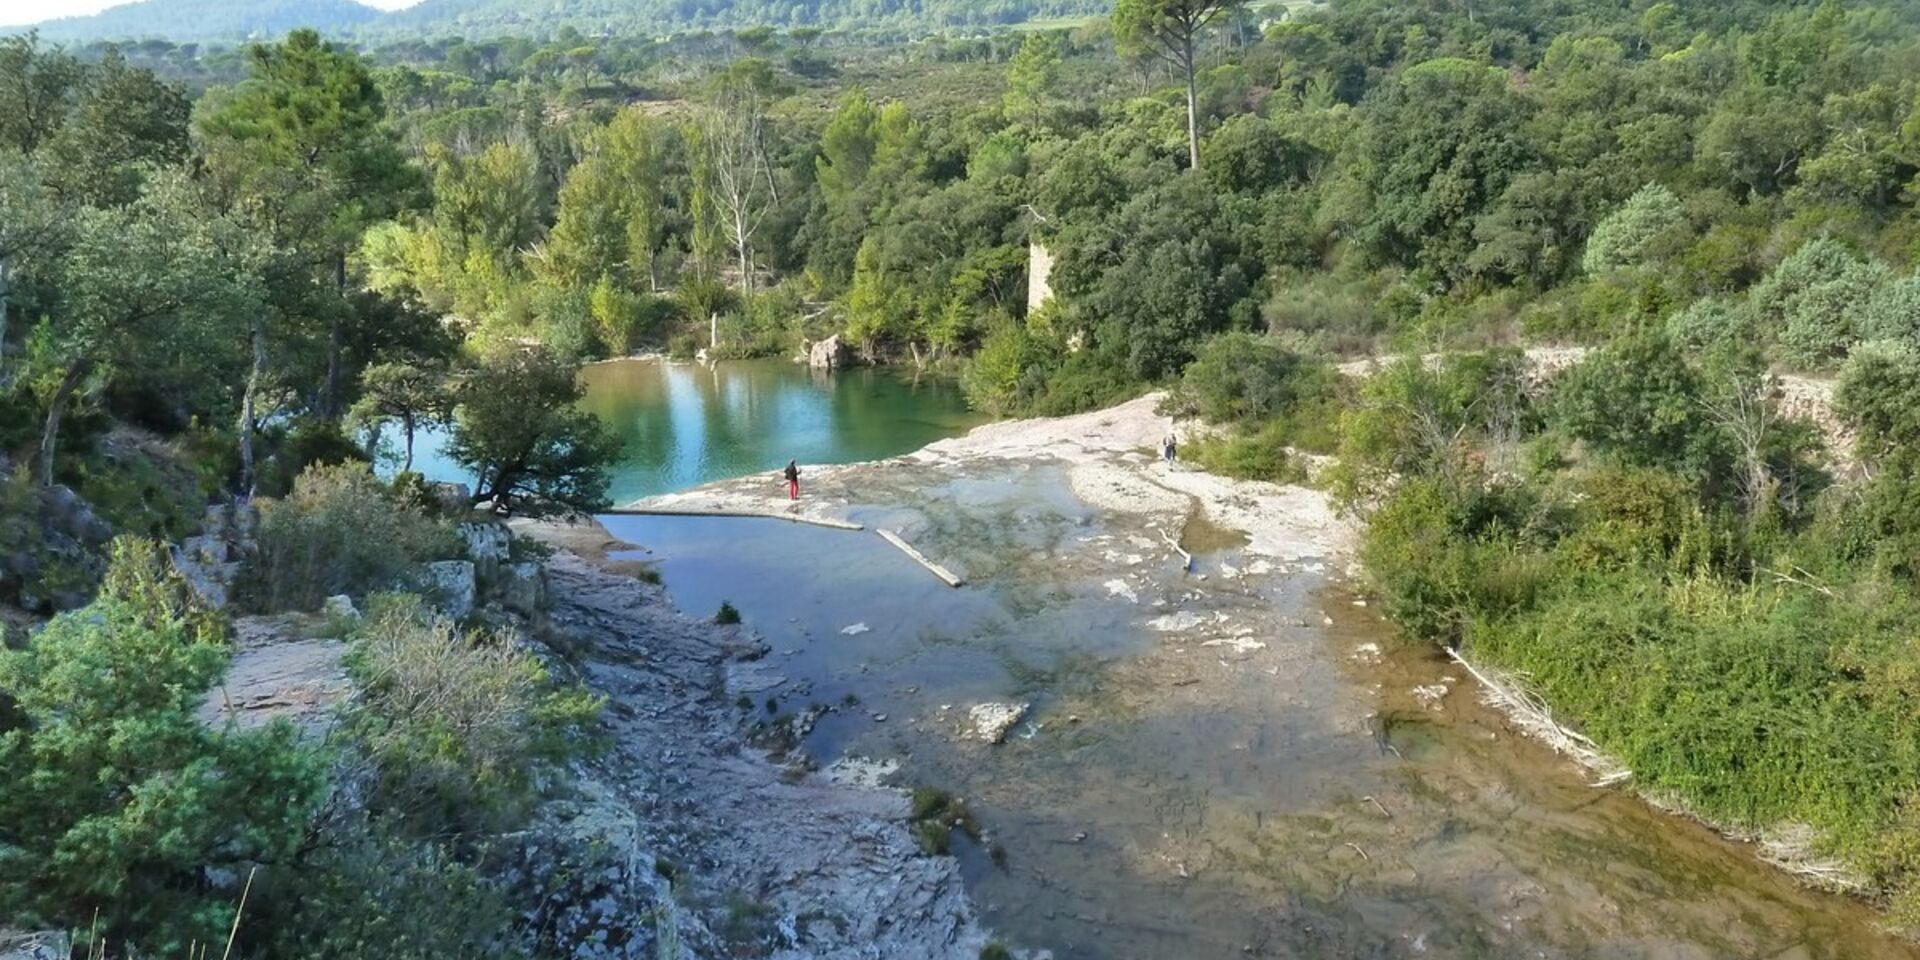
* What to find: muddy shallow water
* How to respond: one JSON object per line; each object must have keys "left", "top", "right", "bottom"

{"left": 601, "top": 459, "right": 1916, "bottom": 960}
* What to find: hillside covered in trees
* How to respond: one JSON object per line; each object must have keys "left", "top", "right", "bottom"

{"left": 16, "top": 0, "right": 1920, "bottom": 952}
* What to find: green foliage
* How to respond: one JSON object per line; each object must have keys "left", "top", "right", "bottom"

{"left": 0, "top": 539, "right": 326, "bottom": 952}
{"left": 343, "top": 594, "right": 602, "bottom": 837}
{"left": 243, "top": 461, "right": 458, "bottom": 612}
{"left": 1186, "top": 422, "right": 1301, "bottom": 484}
{"left": 715, "top": 600, "right": 742, "bottom": 625}
{"left": 1836, "top": 341, "right": 1920, "bottom": 465}
{"left": 255, "top": 826, "right": 523, "bottom": 960}
{"left": 1550, "top": 334, "right": 1720, "bottom": 477}
{"left": 1852, "top": 273, "right": 1920, "bottom": 345}
{"left": 446, "top": 347, "right": 619, "bottom": 513}
{"left": 1665, "top": 296, "right": 1754, "bottom": 351}
{"left": 1752, "top": 238, "right": 1890, "bottom": 369}
{"left": 1583, "top": 183, "right": 1690, "bottom": 276}
{"left": 1165, "top": 331, "right": 1333, "bottom": 425}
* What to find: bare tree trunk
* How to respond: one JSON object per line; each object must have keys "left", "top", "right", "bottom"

{"left": 237, "top": 316, "right": 268, "bottom": 495}
{"left": 401, "top": 414, "right": 417, "bottom": 473}
{"left": 1183, "top": 36, "right": 1201, "bottom": 170}
{"left": 38, "top": 361, "right": 89, "bottom": 487}
{"left": 0, "top": 260, "right": 11, "bottom": 388}
{"left": 321, "top": 253, "right": 347, "bottom": 417}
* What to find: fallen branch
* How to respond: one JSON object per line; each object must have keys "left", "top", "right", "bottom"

{"left": 1446, "top": 648, "right": 1631, "bottom": 788}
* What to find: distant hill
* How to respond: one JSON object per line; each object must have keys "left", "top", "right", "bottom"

{"left": 16, "top": 0, "right": 1107, "bottom": 44}
{"left": 371, "top": 0, "right": 1109, "bottom": 35}
{"left": 23, "top": 0, "right": 383, "bottom": 43}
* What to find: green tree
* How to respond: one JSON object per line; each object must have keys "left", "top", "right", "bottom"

{"left": 1352, "top": 58, "right": 1538, "bottom": 283}
{"left": 350, "top": 362, "right": 453, "bottom": 472}
{"left": 1583, "top": 182, "right": 1690, "bottom": 276}
{"left": 1551, "top": 333, "right": 1721, "bottom": 477}
{"left": 1752, "top": 237, "right": 1888, "bottom": 369}
{"left": 34, "top": 174, "right": 261, "bottom": 487}
{"left": 0, "top": 154, "right": 63, "bottom": 388}
{"left": 0, "top": 539, "right": 325, "bottom": 952}
{"left": 545, "top": 108, "right": 669, "bottom": 292}
{"left": 197, "top": 29, "right": 423, "bottom": 417}
{"left": 1112, "top": 0, "right": 1242, "bottom": 170}
{"left": 0, "top": 34, "right": 84, "bottom": 155}
{"left": 40, "top": 46, "right": 190, "bottom": 207}
{"left": 1003, "top": 32, "right": 1062, "bottom": 127}
{"left": 446, "top": 348, "right": 620, "bottom": 513}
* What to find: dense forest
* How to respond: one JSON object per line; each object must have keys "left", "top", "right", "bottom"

{"left": 13, "top": 0, "right": 1920, "bottom": 953}
{"left": 22, "top": 0, "right": 1128, "bottom": 43}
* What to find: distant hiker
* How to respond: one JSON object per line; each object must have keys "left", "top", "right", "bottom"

{"left": 784, "top": 459, "right": 801, "bottom": 500}
{"left": 1163, "top": 434, "right": 1178, "bottom": 464}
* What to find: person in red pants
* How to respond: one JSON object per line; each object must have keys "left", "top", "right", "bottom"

{"left": 784, "top": 459, "right": 801, "bottom": 500}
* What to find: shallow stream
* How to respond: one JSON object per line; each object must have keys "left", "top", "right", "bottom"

{"left": 602, "top": 458, "right": 1919, "bottom": 960}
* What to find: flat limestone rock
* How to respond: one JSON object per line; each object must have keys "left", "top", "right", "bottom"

{"left": 198, "top": 632, "right": 350, "bottom": 737}
{"left": 968, "top": 702, "right": 1030, "bottom": 744}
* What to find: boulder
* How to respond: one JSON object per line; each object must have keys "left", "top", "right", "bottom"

{"left": 967, "top": 702, "right": 1030, "bottom": 745}
{"left": 42, "top": 485, "right": 112, "bottom": 546}
{"left": 503, "top": 560, "right": 548, "bottom": 616}
{"left": 425, "top": 560, "right": 477, "bottom": 620}
{"left": 196, "top": 633, "right": 351, "bottom": 739}
{"left": 808, "top": 334, "right": 853, "bottom": 370}
{"left": 321, "top": 594, "right": 361, "bottom": 623}
{"left": 459, "top": 522, "right": 511, "bottom": 592}
{"left": 499, "top": 782, "right": 676, "bottom": 960}
{"left": 0, "top": 930, "right": 70, "bottom": 960}
{"left": 430, "top": 482, "right": 473, "bottom": 515}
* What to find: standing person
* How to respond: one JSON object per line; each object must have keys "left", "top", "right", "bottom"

{"left": 784, "top": 459, "right": 801, "bottom": 500}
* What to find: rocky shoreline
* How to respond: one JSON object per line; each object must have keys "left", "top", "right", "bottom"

{"left": 513, "top": 519, "right": 994, "bottom": 960}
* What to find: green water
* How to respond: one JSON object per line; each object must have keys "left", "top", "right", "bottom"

{"left": 413, "top": 358, "right": 984, "bottom": 503}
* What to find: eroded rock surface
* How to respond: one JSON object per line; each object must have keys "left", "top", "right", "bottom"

{"left": 531, "top": 541, "right": 990, "bottom": 959}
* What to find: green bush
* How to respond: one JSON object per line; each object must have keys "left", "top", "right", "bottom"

{"left": 1164, "top": 331, "right": 1335, "bottom": 426}
{"left": 0, "top": 539, "right": 325, "bottom": 953}
{"left": 254, "top": 417, "right": 370, "bottom": 500}
{"left": 1583, "top": 182, "right": 1691, "bottom": 276}
{"left": 1665, "top": 296, "right": 1755, "bottom": 351}
{"left": 1752, "top": 238, "right": 1889, "bottom": 370}
{"left": 1852, "top": 274, "right": 1920, "bottom": 345}
{"left": 1187, "top": 422, "right": 1303, "bottom": 484}
{"left": 343, "top": 595, "right": 602, "bottom": 837}
{"left": 1549, "top": 333, "right": 1722, "bottom": 477}
{"left": 715, "top": 600, "right": 741, "bottom": 624}
{"left": 242, "top": 462, "right": 459, "bottom": 612}
{"left": 1836, "top": 341, "right": 1920, "bottom": 466}
{"left": 255, "top": 825, "right": 523, "bottom": 960}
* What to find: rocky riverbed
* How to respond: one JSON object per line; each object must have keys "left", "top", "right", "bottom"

{"left": 598, "top": 393, "right": 1919, "bottom": 959}
{"left": 513, "top": 519, "right": 993, "bottom": 960}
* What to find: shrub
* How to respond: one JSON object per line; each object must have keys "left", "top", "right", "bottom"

{"left": 243, "top": 462, "right": 459, "bottom": 612}
{"left": 343, "top": 595, "right": 601, "bottom": 837}
{"left": 1164, "top": 331, "right": 1335, "bottom": 426}
{"left": 0, "top": 540, "right": 325, "bottom": 953}
{"left": 1550, "top": 333, "right": 1722, "bottom": 477}
{"left": 715, "top": 600, "right": 741, "bottom": 624}
{"left": 1187, "top": 422, "right": 1302, "bottom": 484}
{"left": 1583, "top": 182, "right": 1691, "bottom": 276}
{"left": 254, "top": 417, "right": 369, "bottom": 500}
{"left": 1852, "top": 273, "right": 1920, "bottom": 345}
{"left": 255, "top": 825, "right": 523, "bottom": 960}
{"left": 1835, "top": 341, "right": 1920, "bottom": 465}
{"left": 1666, "top": 296, "right": 1755, "bottom": 350}
{"left": 1752, "top": 237, "right": 1889, "bottom": 369}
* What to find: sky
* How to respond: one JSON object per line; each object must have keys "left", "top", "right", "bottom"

{"left": 0, "top": 0, "right": 424, "bottom": 27}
